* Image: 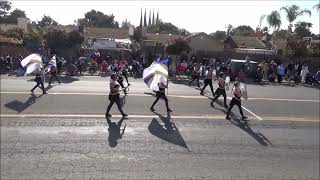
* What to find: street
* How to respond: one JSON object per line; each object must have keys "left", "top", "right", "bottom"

{"left": 1, "top": 75, "right": 319, "bottom": 179}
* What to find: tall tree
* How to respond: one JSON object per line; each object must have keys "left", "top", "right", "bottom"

{"left": 231, "top": 25, "right": 255, "bottom": 36}
{"left": 9, "top": 8, "right": 26, "bottom": 18}
{"left": 266, "top": 11, "right": 282, "bottom": 31}
{"left": 140, "top": 8, "right": 142, "bottom": 27}
{"left": 38, "top": 15, "right": 58, "bottom": 28}
{"left": 280, "top": 5, "right": 311, "bottom": 31}
{"left": 313, "top": 3, "right": 320, "bottom": 12}
{"left": 294, "top": 21, "right": 313, "bottom": 38}
{"left": 148, "top": 10, "right": 151, "bottom": 26}
{"left": 0, "top": 0, "right": 11, "bottom": 17}
{"left": 121, "top": 19, "right": 132, "bottom": 29}
{"left": 152, "top": 9, "right": 155, "bottom": 25}
{"left": 210, "top": 30, "right": 227, "bottom": 40}
{"left": 226, "top": 24, "right": 233, "bottom": 37}
{"left": 156, "top": 10, "right": 159, "bottom": 25}
{"left": 83, "top": 9, "right": 119, "bottom": 28}
{"left": 143, "top": 9, "right": 147, "bottom": 27}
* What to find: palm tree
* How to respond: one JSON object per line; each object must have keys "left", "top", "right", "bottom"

{"left": 313, "top": 4, "right": 320, "bottom": 12}
{"left": 267, "top": 11, "right": 282, "bottom": 31}
{"left": 280, "top": 5, "right": 311, "bottom": 31}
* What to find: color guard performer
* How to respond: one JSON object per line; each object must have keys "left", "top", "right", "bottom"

{"left": 210, "top": 72, "right": 227, "bottom": 107}
{"left": 226, "top": 81, "right": 248, "bottom": 120}
{"left": 150, "top": 81, "right": 172, "bottom": 113}
{"left": 105, "top": 74, "right": 128, "bottom": 118}
{"left": 200, "top": 66, "right": 215, "bottom": 96}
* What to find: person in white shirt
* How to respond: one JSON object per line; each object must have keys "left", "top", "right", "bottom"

{"left": 105, "top": 74, "right": 128, "bottom": 118}
{"left": 200, "top": 66, "right": 215, "bottom": 96}
{"left": 210, "top": 72, "right": 227, "bottom": 107}
{"left": 226, "top": 81, "right": 247, "bottom": 120}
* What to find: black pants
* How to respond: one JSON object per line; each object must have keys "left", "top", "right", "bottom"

{"left": 277, "top": 74, "right": 283, "bottom": 83}
{"left": 117, "top": 79, "right": 125, "bottom": 88}
{"left": 31, "top": 80, "right": 45, "bottom": 93}
{"left": 151, "top": 92, "right": 169, "bottom": 110}
{"left": 123, "top": 72, "right": 129, "bottom": 85}
{"left": 201, "top": 78, "right": 214, "bottom": 94}
{"left": 106, "top": 94, "right": 125, "bottom": 115}
{"left": 211, "top": 88, "right": 227, "bottom": 105}
{"left": 49, "top": 74, "right": 61, "bottom": 84}
{"left": 189, "top": 74, "right": 200, "bottom": 87}
{"left": 226, "top": 97, "right": 244, "bottom": 117}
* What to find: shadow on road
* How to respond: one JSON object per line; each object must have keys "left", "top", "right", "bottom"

{"left": 148, "top": 112, "right": 189, "bottom": 151}
{"left": 106, "top": 117, "right": 126, "bottom": 148}
{"left": 4, "top": 93, "right": 43, "bottom": 113}
{"left": 26, "top": 75, "right": 79, "bottom": 84}
{"left": 212, "top": 100, "right": 273, "bottom": 146}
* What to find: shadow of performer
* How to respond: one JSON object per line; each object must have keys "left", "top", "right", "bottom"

{"left": 148, "top": 112, "right": 189, "bottom": 150}
{"left": 106, "top": 117, "right": 126, "bottom": 147}
{"left": 211, "top": 100, "right": 272, "bottom": 146}
{"left": 4, "top": 93, "right": 43, "bottom": 113}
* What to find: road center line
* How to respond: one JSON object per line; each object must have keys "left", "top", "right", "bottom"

{"left": 1, "top": 91, "right": 319, "bottom": 102}
{"left": 0, "top": 114, "right": 318, "bottom": 122}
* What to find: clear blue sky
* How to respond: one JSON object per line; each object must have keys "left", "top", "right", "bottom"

{"left": 10, "top": 0, "right": 320, "bottom": 34}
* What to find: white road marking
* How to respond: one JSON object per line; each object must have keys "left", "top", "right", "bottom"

{"left": 1, "top": 91, "right": 319, "bottom": 102}
{"left": 0, "top": 114, "right": 318, "bottom": 122}
{"left": 241, "top": 106, "right": 263, "bottom": 121}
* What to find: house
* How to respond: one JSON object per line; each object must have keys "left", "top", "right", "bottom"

{"left": 0, "top": 18, "right": 28, "bottom": 33}
{"left": 141, "top": 32, "right": 182, "bottom": 58}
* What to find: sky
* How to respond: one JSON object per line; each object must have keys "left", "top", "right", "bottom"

{"left": 9, "top": 0, "right": 320, "bottom": 34}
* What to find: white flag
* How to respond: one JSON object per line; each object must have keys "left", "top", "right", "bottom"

{"left": 24, "top": 63, "right": 42, "bottom": 76}
{"left": 21, "top": 53, "right": 42, "bottom": 67}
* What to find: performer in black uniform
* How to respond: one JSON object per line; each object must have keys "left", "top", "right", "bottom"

{"left": 31, "top": 71, "right": 47, "bottom": 94}
{"left": 121, "top": 66, "right": 130, "bottom": 86}
{"left": 188, "top": 64, "right": 201, "bottom": 87}
{"left": 200, "top": 66, "right": 214, "bottom": 96}
{"left": 150, "top": 82, "right": 172, "bottom": 113}
{"left": 116, "top": 72, "right": 127, "bottom": 95}
{"left": 210, "top": 72, "right": 227, "bottom": 107}
{"left": 226, "top": 81, "right": 248, "bottom": 120}
{"left": 48, "top": 66, "right": 61, "bottom": 85}
{"left": 105, "top": 74, "right": 128, "bottom": 117}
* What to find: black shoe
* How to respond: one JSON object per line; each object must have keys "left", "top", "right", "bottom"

{"left": 226, "top": 116, "right": 231, "bottom": 120}
{"left": 224, "top": 104, "right": 228, "bottom": 108}
{"left": 105, "top": 114, "right": 112, "bottom": 117}
{"left": 210, "top": 102, "right": 214, "bottom": 107}
{"left": 122, "top": 113, "right": 128, "bottom": 117}
{"left": 150, "top": 107, "right": 155, "bottom": 112}
{"left": 200, "top": 92, "right": 204, "bottom": 95}
{"left": 128, "top": 83, "right": 131, "bottom": 86}
{"left": 242, "top": 116, "right": 248, "bottom": 120}
{"left": 43, "top": 92, "right": 47, "bottom": 94}
{"left": 167, "top": 108, "right": 173, "bottom": 112}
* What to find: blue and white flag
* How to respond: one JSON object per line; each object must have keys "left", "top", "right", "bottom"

{"left": 143, "top": 58, "right": 169, "bottom": 91}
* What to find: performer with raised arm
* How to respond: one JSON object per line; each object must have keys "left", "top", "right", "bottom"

{"left": 150, "top": 81, "right": 172, "bottom": 113}
{"left": 105, "top": 74, "right": 128, "bottom": 118}
{"left": 210, "top": 72, "right": 228, "bottom": 108}
{"left": 226, "top": 81, "right": 248, "bottom": 120}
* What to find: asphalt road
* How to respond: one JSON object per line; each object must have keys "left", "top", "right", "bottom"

{"left": 1, "top": 75, "right": 319, "bottom": 179}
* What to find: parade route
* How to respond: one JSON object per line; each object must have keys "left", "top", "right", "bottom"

{"left": 1, "top": 75, "right": 319, "bottom": 179}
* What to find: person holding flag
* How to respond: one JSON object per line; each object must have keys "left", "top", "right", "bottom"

{"left": 143, "top": 57, "right": 172, "bottom": 113}
{"left": 31, "top": 69, "right": 47, "bottom": 94}
{"left": 46, "top": 55, "right": 61, "bottom": 86}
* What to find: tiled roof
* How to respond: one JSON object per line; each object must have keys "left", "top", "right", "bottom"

{"left": 145, "top": 33, "right": 182, "bottom": 43}
{"left": 0, "top": 35, "right": 21, "bottom": 45}
{"left": 230, "top": 36, "right": 266, "bottom": 49}
{"left": 84, "top": 27, "right": 129, "bottom": 39}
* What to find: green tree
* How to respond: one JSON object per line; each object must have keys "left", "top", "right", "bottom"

{"left": 0, "top": 0, "right": 11, "bottom": 17}
{"left": 38, "top": 15, "right": 58, "bottom": 28}
{"left": 121, "top": 19, "right": 132, "bottom": 29}
{"left": 9, "top": 8, "right": 26, "bottom": 18}
{"left": 266, "top": 11, "right": 282, "bottom": 31}
{"left": 294, "top": 21, "right": 312, "bottom": 38}
{"left": 280, "top": 5, "right": 311, "bottom": 32}
{"left": 143, "top": 9, "right": 147, "bottom": 27}
{"left": 210, "top": 30, "right": 226, "bottom": 40}
{"left": 165, "top": 38, "right": 190, "bottom": 55}
{"left": 83, "top": 9, "right": 119, "bottom": 28}
{"left": 231, "top": 25, "right": 255, "bottom": 36}
{"left": 4, "top": 28, "right": 24, "bottom": 39}
{"left": 313, "top": 3, "right": 320, "bottom": 12}
{"left": 66, "top": 30, "right": 84, "bottom": 48}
